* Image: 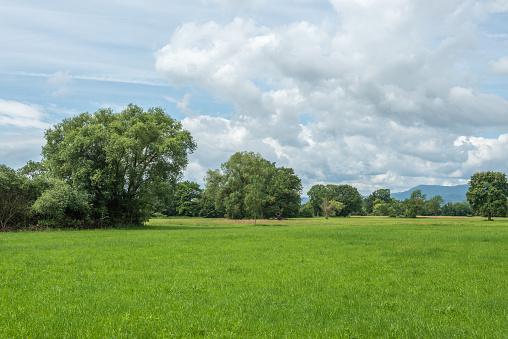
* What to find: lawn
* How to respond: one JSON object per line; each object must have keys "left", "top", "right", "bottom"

{"left": 1, "top": 217, "right": 507, "bottom": 338}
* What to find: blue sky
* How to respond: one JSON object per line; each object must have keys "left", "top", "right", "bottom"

{"left": 1, "top": 0, "right": 508, "bottom": 196}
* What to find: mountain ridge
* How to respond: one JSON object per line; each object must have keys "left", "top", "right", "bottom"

{"left": 391, "top": 184, "right": 468, "bottom": 203}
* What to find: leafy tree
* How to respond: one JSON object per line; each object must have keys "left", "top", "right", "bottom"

{"left": 364, "top": 189, "right": 391, "bottom": 214}
{"left": 245, "top": 174, "right": 267, "bottom": 225}
{"left": 403, "top": 190, "right": 426, "bottom": 218}
{"left": 173, "top": 181, "right": 203, "bottom": 217}
{"left": 41, "top": 104, "right": 196, "bottom": 226}
{"left": 371, "top": 197, "right": 402, "bottom": 217}
{"left": 466, "top": 171, "right": 508, "bottom": 221}
{"left": 326, "top": 200, "right": 345, "bottom": 217}
{"left": 426, "top": 195, "right": 444, "bottom": 216}
{"left": 307, "top": 184, "right": 327, "bottom": 216}
{"left": 204, "top": 152, "right": 302, "bottom": 220}
{"left": 198, "top": 171, "right": 224, "bottom": 218}
{"left": 331, "top": 185, "right": 364, "bottom": 217}
{"left": 307, "top": 184, "right": 363, "bottom": 217}
{"left": 264, "top": 167, "right": 302, "bottom": 218}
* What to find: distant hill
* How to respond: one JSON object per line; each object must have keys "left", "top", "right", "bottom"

{"left": 391, "top": 185, "right": 468, "bottom": 204}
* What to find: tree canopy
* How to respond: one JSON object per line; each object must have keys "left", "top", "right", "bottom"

{"left": 307, "top": 184, "right": 363, "bottom": 217}
{"left": 204, "top": 152, "right": 302, "bottom": 220}
{"left": 466, "top": 171, "right": 508, "bottom": 221}
{"left": 41, "top": 104, "right": 196, "bottom": 226}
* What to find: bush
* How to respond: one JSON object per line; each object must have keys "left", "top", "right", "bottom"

{"left": 32, "top": 179, "right": 91, "bottom": 227}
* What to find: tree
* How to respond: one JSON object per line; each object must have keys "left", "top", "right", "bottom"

{"left": 204, "top": 152, "right": 302, "bottom": 220}
{"left": 330, "top": 185, "right": 364, "bottom": 217}
{"left": 327, "top": 200, "right": 345, "bottom": 217}
{"left": 307, "top": 184, "right": 363, "bottom": 217}
{"left": 426, "top": 195, "right": 444, "bottom": 216}
{"left": 41, "top": 104, "right": 196, "bottom": 226}
{"left": 245, "top": 174, "right": 267, "bottom": 225}
{"left": 264, "top": 167, "right": 302, "bottom": 218}
{"left": 364, "top": 189, "right": 391, "bottom": 215}
{"left": 307, "top": 184, "right": 327, "bottom": 216}
{"left": 466, "top": 171, "right": 508, "bottom": 221}
{"left": 403, "top": 190, "right": 426, "bottom": 218}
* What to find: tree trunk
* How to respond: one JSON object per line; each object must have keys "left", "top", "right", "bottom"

{"left": 254, "top": 213, "right": 256, "bottom": 225}
{"left": 488, "top": 212, "right": 492, "bottom": 221}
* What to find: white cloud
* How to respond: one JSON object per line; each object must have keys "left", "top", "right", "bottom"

{"left": 0, "top": 99, "right": 51, "bottom": 129}
{"left": 158, "top": 1, "right": 508, "bottom": 194}
{"left": 491, "top": 56, "right": 508, "bottom": 75}
{"left": 455, "top": 134, "right": 508, "bottom": 172}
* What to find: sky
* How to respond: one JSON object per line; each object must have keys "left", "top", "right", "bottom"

{"left": 1, "top": 0, "right": 508, "bottom": 196}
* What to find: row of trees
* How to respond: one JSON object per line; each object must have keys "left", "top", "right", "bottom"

{"left": 152, "top": 181, "right": 479, "bottom": 220}
{"left": 1, "top": 104, "right": 507, "bottom": 229}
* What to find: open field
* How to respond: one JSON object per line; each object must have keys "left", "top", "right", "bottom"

{"left": 1, "top": 217, "right": 508, "bottom": 338}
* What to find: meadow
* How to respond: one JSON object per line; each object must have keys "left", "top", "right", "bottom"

{"left": 1, "top": 217, "right": 507, "bottom": 338}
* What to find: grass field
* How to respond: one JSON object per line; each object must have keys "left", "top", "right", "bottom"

{"left": 1, "top": 217, "right": 507, "bottom": 338}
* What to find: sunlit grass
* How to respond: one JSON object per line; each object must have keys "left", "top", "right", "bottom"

{"left": 1, "top": 217, "right": 507, "bottom": 337}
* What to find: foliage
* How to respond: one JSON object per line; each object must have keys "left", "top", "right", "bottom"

{"left": 307, "top": 184, "right": 327, "bottom": 216}
{"left": 466, "top": 171, "right": 508, "bottom": 221}
{"left": 364, "top": 188, "right": 391, "bottom": 214}
{"left": 308, "top": 184, "right": 363, "bottom": 217}
{"left": 204, "top": 152, "right": 302, "bottom": 219}
{"left": 371, "top": 198, "right": 400, "bottom": 217}
{"left": 156, "top": 181, "right": 203, "bottom": 217}
{"left": 426, "top": 195, "right": 445, "bottom": 216}
{"left": 0, "top": 165, "right": 36, "bottom": 229}
{"left": 403, "top": 189, "right": 426, "bottom": 218}
{"left": 326, "top": 200, "right": 345, "bottom": 217}
{"left": 41, "top": 104, "right": 196, "bottom": 226}
{"left": 31, "top": 179, "right": 91, "bottom": 227}
{"left": 299, "top": 202, "right": 314, "bottom": 218}
{"left": 244, "top": 174, "right": 268, "bottom": 224}
{"left": 441, "top": 202, "right": 472, "bottom": 216}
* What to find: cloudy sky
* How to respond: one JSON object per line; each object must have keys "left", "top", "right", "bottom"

{"left": 1, "top": 0, "right": 508, "bottom": 196}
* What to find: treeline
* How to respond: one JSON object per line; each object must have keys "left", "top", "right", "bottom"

{"left": 1, "top": 105, "right": 507, "bottom": 230}
{"left": 154, "top": 180, "right": 474, "bottom": 220}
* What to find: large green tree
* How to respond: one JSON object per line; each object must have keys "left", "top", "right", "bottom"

{"left": 41, "top": 104, "right": 196, "bottom": 226}
{"left": 204, "top": 152, "right": 302, "bottom": 220}
{"left": 466, "top": 171, "right": 508, "bottom": 221}
{"left": 307, "top": 184, "right": 363, "bottom": 217}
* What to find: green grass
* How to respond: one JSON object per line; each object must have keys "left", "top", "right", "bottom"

{"left": 1, "top": 217, "right": 508, "bottom": 338}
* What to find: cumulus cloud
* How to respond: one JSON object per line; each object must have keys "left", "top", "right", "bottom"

{"left": 156, "top": 0, "right": 508, "bottom": 194}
